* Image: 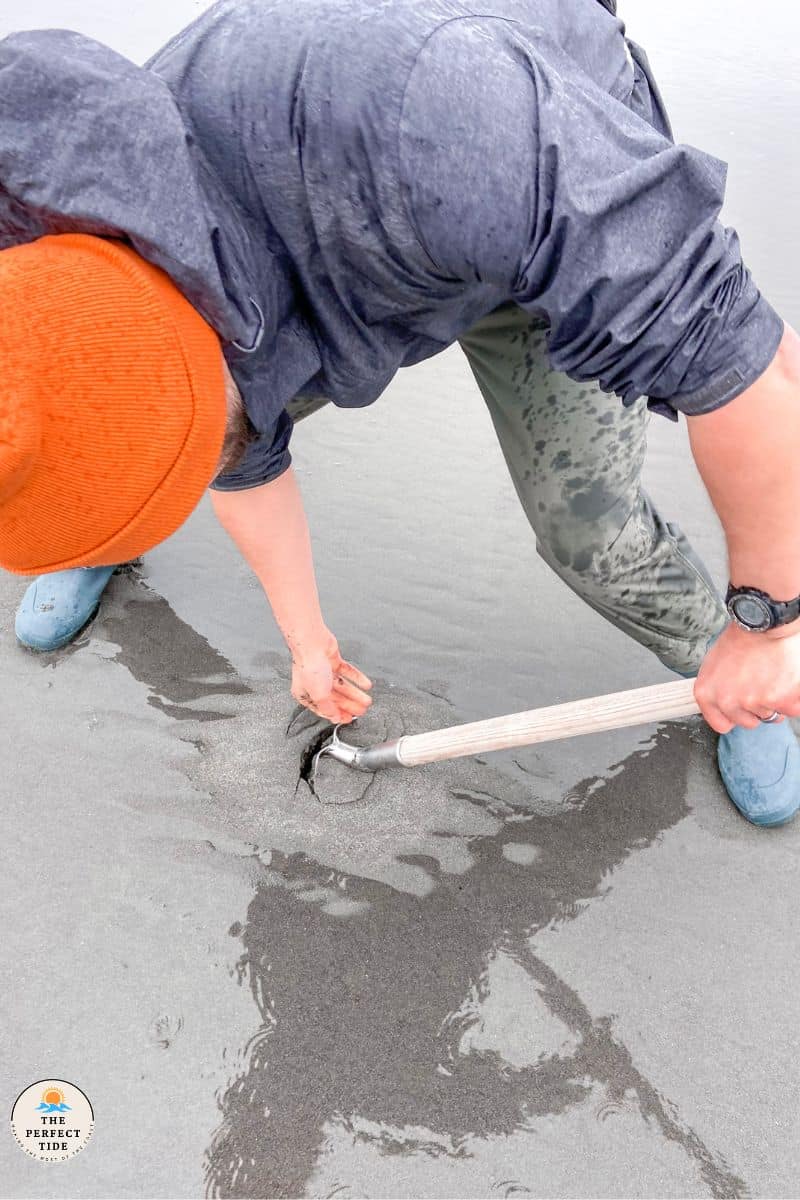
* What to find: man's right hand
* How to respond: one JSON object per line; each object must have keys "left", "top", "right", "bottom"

{"left": 291, "top": 630, "right": 373, "bottom": 724}
{"left": 694, "top": 622, "right": 800, "bottom": 733}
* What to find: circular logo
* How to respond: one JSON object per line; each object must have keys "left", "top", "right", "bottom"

{"left": 11, "top": 1080, "right": 94, "bottom": 1162}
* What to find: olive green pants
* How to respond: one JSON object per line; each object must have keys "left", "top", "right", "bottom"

{"left": 290, "top": 303, "right": 727, "bottom": 675}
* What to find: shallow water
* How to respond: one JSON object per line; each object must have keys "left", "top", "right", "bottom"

{"left": 3, "top": 3, "right": 800, "bottom": 1198}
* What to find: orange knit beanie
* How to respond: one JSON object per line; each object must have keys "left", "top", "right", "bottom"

{"left": 0, "top": 233, "right": 227, "bottom": 575}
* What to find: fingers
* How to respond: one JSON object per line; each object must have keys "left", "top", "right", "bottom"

{"left": 291, "top": 650, "right": 373, "bottom": 726}
{"left": 693, "top": 625, "right": 800, "bottom": 732}
{"left": 294, "top": 688, "right": 338, "bottom": 721}
{"left": 301, "top": 695, "right": 358, "bottom": 725}
{"left": 313, "top": 701, "right": 347, "bottom": 723}
{"left": 337, "top": 660, "right": 373, "bottom": 691}
{"left": 332, "top": 662, "right": 373, "bottom": 720}
{"left": 751, "top": 708, "right": 786, "bottom": 724}
{"left": 694, "top": 684, "right": 789, "bottom": 733}
{"left": 293, "top": 680, "right": 372, "bottom": 725}
{"left": 333, "top": 671, "right": 373, "bottom": 711}
{"left": 332, "top": 691, "right": 370, "bottom": 718}
{"left": 315, "top": 703, "right": 357, "bottom": 724}
{"left": 729, "top": 709, "right": 768, "bottom": 731}
{"left": 699, "top": 702, "right": 735, "bottom": 735}
{"left": 698, "top": 706, "right": 779, "bottom": 735}
{"left": 694, "top": 682, "right": 748, "bottom": 733}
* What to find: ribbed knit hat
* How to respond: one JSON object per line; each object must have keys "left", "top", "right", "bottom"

{"left": 0, "top": 233, "right": 226, "bottom": 575}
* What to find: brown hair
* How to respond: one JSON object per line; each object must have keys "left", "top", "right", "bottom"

{"left": 216, "top": 364, "right": 256, "bottom": 477}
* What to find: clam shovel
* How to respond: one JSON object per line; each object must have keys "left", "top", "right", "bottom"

{"left": 313, "top": 677, "right": 701, "bottom": 783}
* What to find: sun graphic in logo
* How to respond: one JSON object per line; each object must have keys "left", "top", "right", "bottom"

{"left": 35, "top": 1086, "right": 71, "bottom": 1113}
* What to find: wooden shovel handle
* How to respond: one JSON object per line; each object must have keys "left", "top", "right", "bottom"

{"left": 398, "top": 678, "right": 700, "bottom": 767}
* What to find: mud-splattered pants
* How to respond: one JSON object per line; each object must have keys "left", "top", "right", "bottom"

{"left": 289, "top": 302, "right": 727, "bottom": 676}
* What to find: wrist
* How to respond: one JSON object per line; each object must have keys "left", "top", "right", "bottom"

{"left": 286, "top": 624, "right": 335, "bottom": 666}
{"left": 725, "top": 581, "right": 800, "bottom": 636}
{"left": 722, "top": 612, "right": 800, "bottom": 644}
{"left": 762, "top": 623, "right": 800, "bottom": 642}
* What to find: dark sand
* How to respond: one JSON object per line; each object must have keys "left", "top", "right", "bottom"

{"left": 3, "top": 1, "right": 800, "bottom": 1196}
{"left": 4, "top": 349, "right": 800, "bottom": 1198}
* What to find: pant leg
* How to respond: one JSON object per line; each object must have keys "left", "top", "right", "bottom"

{"left": 458, "top": 304, "right": 727, "bottom": 675}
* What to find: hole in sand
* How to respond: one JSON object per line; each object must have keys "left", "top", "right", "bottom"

{"left": 297, "top": 723, "right": 377, "bottom": 806}
{"left": 298, "top": 725, "right": 335, "bottom": 796}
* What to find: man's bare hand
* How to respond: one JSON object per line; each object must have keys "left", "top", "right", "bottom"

{"left": 694, "top": 623, "right": 800, "bottom": 733}
{"left": 291, "top": 629, "right": 373, "bottom": 725}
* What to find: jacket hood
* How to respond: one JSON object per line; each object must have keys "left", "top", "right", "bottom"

{"left": 0, "top": 29, "right": 264, "bottom": 351}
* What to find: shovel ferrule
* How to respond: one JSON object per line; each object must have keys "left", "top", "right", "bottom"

{"left": 351, "top": 738, "right": 406, "bottom": 771}
{"left": 314, "top": 725, "right": 406, "bottom": 775}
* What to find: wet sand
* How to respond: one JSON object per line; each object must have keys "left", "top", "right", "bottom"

{"left": 3, "top": 1, "right": 800, "bottom": 1197}
{"left": 4, "top": 350, "right": 800, "bottom": 1199}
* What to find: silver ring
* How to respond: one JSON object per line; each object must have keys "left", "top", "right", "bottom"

{"left": 762, "top": 710, "right": 782, "bottom": 723}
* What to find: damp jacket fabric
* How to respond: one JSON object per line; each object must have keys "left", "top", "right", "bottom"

{"left": 0, "top": 0, "right": 783, "bottom": 490}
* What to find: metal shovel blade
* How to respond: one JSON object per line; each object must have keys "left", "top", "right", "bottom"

{"left": 311, "top": 723, "right": 405, "bottom": 791}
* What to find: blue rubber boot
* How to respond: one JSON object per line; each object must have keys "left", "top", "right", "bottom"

{"left": 717, "top": 721, "right": 800, "bottom": 827}
{"left": 15, "top": 566, "right": 117, "bottom": 651}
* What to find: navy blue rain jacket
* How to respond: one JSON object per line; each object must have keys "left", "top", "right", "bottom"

{"left": 0, "top": 0, "right": 782, "bottom": 488}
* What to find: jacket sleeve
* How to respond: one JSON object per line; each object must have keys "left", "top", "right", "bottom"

{"left": 209, "top": 410, "right": 293, "bottom": 491}
{"left": 209, "top": 317, "right": 326, "bottom": 490}
{"left": 399, "top": 17, "right": 783, "bottom": 418}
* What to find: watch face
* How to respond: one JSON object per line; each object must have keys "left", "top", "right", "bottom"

{"left": 730, "top": 594, "right": 772, "bottom": 630}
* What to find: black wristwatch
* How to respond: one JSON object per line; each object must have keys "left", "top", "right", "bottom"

{"left": 725, "top": 584, "right": 800, "bottom": 632}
